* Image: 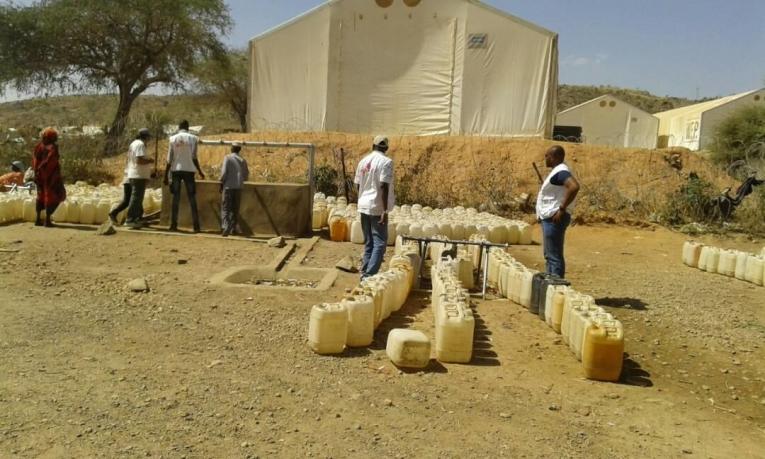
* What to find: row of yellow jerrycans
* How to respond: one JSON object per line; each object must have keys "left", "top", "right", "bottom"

{"left": 430, "top": 259, "right": 475, "bottom": 363}
{"left": 488, "top": 249, "right": 625, "bottom": 382}
{"left": 683, "top": 241, "right": 765, "bottom": 286}
{"left": 307, "top": 246, "right": 420, "bottom": 355}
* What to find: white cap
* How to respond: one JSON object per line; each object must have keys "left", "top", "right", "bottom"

{"left": 231, "top": 141, "right": 242, "bottom": 147}
{"left": 373, "top": 135, "right": 389, "bottom": 149}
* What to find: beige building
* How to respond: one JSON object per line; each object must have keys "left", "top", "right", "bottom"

{"left": 556, "top": 95, "right": 659, "bottom": 149}
{"left": 655, "top": 88, "right": 765, "bottom": 150}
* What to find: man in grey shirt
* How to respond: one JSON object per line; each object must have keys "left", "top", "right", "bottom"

{"left": 219, "top": 142, "right": 249, "bottom": 237}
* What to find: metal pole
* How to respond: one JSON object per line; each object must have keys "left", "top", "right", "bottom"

{"left": 482, "top": 246, "right": 491, "bottom": 299}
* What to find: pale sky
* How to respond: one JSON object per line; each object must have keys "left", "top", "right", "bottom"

{"left": 226, "top": 0, "right": 765, "bottom": 99}
{"left": 2, "top": 0, "right": 764, "bottom": 101}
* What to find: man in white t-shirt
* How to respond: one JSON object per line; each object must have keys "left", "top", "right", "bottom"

{"left": 354, "top": 135, "right": 395, "bottom": 279}
{"left": 124, "top": 128, "right": 154, "bottom": 229}
{"left": 535, "top": 145, "right": 580, "bottom": 278}
{"left": 163, "top": 120, "right": 206, "bottom": 232}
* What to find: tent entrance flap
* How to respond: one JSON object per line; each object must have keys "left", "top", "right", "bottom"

{"left": 334, "top": 17, "right": 457, "bottom": 135}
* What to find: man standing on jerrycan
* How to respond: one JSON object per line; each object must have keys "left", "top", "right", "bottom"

{"left": 354, "top": 135, "right": 394, "bottom": 280}
{"left": 164, "top": 120, "right": 205, "bottom": 233}
{"left": 535, "top": 145, "right": 580, "bottom": 278}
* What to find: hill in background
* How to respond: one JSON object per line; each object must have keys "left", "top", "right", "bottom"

{"left": 558, "top": 84, "right": 709, "bottom": 114}
{"left": 0, "top": 94, "right": 241, "bottom": 136}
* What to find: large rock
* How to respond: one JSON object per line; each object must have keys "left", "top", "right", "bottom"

{"left": 268, "top": 236, "right": 286, "bottom": 248}
{"left": 128, "top": 278, "right": 149, "bottom": 293}
{"left": 96, "top": 221, "right": 117, "bottom": 236}
{"left": 335, "top": 256, "right": 359, "bottom": 273}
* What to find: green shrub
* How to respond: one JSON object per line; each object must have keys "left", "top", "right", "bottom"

{"left": 710, "top": 105, "right": 765, "bottom": 165}
{"left": 313, "top": 164, "right": 339, "bottom": 197}
{"left": 660, "top": 173, "right": 718, "bottom": 225}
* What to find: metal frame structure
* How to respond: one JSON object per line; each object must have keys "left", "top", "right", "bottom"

{"left": 401, "top": 235, "right": 510, "bottom": 299}
{"left": 200, "top": 139, "right": 317, "bottom": 227}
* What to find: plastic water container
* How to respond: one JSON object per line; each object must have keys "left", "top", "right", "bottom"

{"left": 308, "top": 303, "right": 348, "bottom": 354}
{"left": 744, "top": 256, "right": 764, "bottom": 286}
{"left": 532, "top": 273, "right": 570, "bottom": 316}
{"left": 505, "top": 224, "right": 520, "bottom": 245}
{"left": 387, "top": 222, "right": 397, "bottom": 246}
{"left": 67, "top": 199, "right": 81, "bottom": 224}
{"left": 550, "top": 291, "right": 567, "bottom": 333}
{"left": 52, "top": 201, "right": 68, "bottom": 223}
{"left": 488, "top": 225, "right": 507, "bottom": 244}
{"left": 697, "top": 246, "right": 710, "bottom": 271}
{"left": 22, "top": 198, "right": 36, "bottom": 222}
{"left": 342, "top": 295, "right": 375, "bottom": 347}
{"left": 80, "top": 200, "right": 96, "bottom": 225}
{"left": 357, "top": 283, "right": 384, "bottom": 328}
{"left": 718, "top": 250, "right": 737, "bottom": 277}
{"left": 350, "top": 219, "right": 364, "bottom": 244}
{"left": 95, "top": 200, "right": 111, "bottom": 224}
{"left": 734, "top": 251, "right": 749, "bottom": 280}
{"left": 519, "top": 224, "right": 533, "bottom": 245}
{"left": 545, "top": 284, "right": 569, "bottom": 328}
{"left": 435, "top": 300, "right": 475, "bottom": 363}
{"left": 329, "top": 215, "right": 347, "bottom": 242}
{"left": 386, "top": 329, "right": 431, "bottom": 369}
{"left": 561, "top": 292, "right": 588, "bottom": 345}
{"left": 682, "top": 241, "right": 703, "bottom": 267}
{"left": 582, "top": 319, "right": 624, "bottom": 382}
{"left": 312, "top": 205, "right": 326, "bottom": 230}
{"left": 573, "top": 307, "right": 613, "bottom": 361}
{"left": 520, "top": 269, "right": 537, "bottom": 309}
{"left": 704, "top": 247, "right": 720, "bottom": 273}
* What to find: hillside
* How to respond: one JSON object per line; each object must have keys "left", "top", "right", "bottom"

{"left": 0, "top": 93, "right": 241, "bottom": 137}
{"left": 0, "top": 85, "right": 710, "bottom": 139}
{"left": 558, "top": 84, "right": 709, "bottom": 114}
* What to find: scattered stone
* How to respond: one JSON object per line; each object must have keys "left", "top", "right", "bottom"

{"left": 383, "top": 399, "right": 393, "bottom": 407}
{"left": 499, "top": 412, "right": 512, "bottom": 419}
{"left": 335, "top": 256, "right": 359, "bottom": 274}
{"left": 127, "top": 278, "right": 149, "bottom": 292}
{"left": 177, "top": 259, "right": 188, "bottom": 265}
{"left": 96, "top": 221, "right": 117, "bottom": 236}
{"left": 268, "top": 236, "right": 286, "bottom": 248}
{"left": 548, "top": 404, "right": 560, "bottom": 411}
{"left": 207, "top": 360, "right": 224, "bottom": 369}
{"left": 682, "top": 449, "right": 693, "bottom": 455}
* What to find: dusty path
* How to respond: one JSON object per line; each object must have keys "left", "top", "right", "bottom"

{"left": 0, "top": 222, "right": 763, "bottom": 458}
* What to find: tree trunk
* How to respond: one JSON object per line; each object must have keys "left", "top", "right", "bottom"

{"left": 104, "top": 88, "right": 138, "bottom": 156}
{"left": 237, "top": 110, "right": 247, "bottom": 133}
{"left": 231, "top": 99, "right": 247, "bottom": 133}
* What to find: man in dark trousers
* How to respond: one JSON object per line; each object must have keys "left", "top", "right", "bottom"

{"left": 219, "top": 142, "right": 249, "bottom": 237}
{"left": 164, "top": 120, "right": 205, "bottom": 232}
{"left": 535, "top": 145, "right": 580, "bottom": 278}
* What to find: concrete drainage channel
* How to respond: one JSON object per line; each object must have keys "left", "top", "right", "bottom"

{"left": 209, "top": 236, "right": 338, "bottom": 291}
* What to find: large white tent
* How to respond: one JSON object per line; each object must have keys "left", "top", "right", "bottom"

{"left": 248, "top": 0, "right": 558, "bottom": 137}
{"left": 655, "top": 88, "right": 765, "bottom": 150}
{"left": 556, "top": 95, "right": 659, "bottom": 148}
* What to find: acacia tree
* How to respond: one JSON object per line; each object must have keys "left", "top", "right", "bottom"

{"left": 0, "top": 0, "right": 231, "bottom": 154}
{"left": 193, "top": 48, "right": 248, "bottom": 132}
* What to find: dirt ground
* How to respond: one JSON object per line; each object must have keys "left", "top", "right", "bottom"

{"left": 1, "top": 221, "right": 764, "bottom": 458}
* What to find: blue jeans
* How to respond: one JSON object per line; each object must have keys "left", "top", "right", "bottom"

{"left": 360, "top": 213, "right": 388, "bottom": 279}
{"left": 541, "top": 212, "right": 571, "bottom": 278}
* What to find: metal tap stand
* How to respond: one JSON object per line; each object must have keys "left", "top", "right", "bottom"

{"left": 400, "top": 236, "right": 510, "bottom": 299}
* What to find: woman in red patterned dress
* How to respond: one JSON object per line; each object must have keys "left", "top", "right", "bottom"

{"left": 32, "top": 127, "right": 67, "bottom": 227}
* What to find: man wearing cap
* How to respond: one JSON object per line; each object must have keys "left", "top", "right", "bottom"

{"left": 0, "top": 161, "right": 25, "bottom": 191}
{"left": 124, "top": 128, "right": 155, "bottom": 229}
{"left": 354, "top": 135, "right": 395, "bottom": 279}
{"left": 219, "top": 141, "right": 249, "bottom": 237}
{"left": 164, "top": 120, "right": 205, "bottom": 232}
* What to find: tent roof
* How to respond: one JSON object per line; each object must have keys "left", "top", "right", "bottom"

{"left": 654, "top": 89, "right": 761, "bottom": 119}
{"left": 248, "top": 0, "right": 556, "bottom": 44}
{"left": 558, "top": 94, "right": 655, "bottom": 118}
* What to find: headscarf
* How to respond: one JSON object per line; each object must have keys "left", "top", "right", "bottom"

{"left": 41, "top": 127, "right": 58, "bottom": 145}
